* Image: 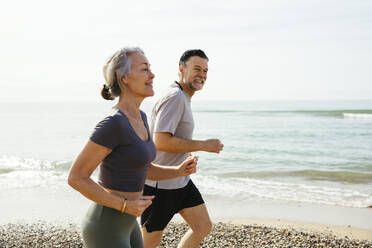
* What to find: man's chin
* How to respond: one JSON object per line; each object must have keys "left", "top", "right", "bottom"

{"left": 191, "top": 83, "right": 204, "bottom": 91}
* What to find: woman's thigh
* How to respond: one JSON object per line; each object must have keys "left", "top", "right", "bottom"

{"left": 82, "top": 203, "right": 139, "bottom": 248}
{"left": 130, "top": 222, "right": 144, "bottom": 248}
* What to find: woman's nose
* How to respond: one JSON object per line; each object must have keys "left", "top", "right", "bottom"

{"left": 149, "top": 71, "right": 155, "bottom": 79}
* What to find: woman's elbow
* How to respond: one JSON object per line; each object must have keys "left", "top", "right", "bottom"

{"left": 67, "top": 172, "right": 80, "bottom": 190}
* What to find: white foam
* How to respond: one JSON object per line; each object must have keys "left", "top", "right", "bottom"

{"left": 343, "top": 113, "right": 372, "bottom": 119}
{"left": 0, "top": 156, "right": 74, "bottom": 190}
{"left": 0, "top": 155, "right": 69, "bottom": 170}
{"left": 192, "top": 175, "right": 372, "bottom": 208}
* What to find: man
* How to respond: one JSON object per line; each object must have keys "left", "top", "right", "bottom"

{"left": 141, "top": 49, "right": 224, "bottom": 248}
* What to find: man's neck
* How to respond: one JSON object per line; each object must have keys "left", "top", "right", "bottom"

{"left": 179, "top": 80, "right": 195, "bottom": 97}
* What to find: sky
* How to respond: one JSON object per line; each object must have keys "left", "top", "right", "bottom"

{"left": 1, "top": 0, "right": 371, "bottom": 102}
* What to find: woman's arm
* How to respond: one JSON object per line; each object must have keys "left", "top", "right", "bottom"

{"left": 68, "top": 141, "right": 153, "bottom": 216}
{"left": 146, "top": 156, "right": 198, "bottom": 181}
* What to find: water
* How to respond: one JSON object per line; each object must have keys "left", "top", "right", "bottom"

{"left": 1, "top": 100, "right": 371, "bottom": 210}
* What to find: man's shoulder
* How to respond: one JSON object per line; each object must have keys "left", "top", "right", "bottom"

{"left": 156, "top": 85, "right": 184, "bottom": 105}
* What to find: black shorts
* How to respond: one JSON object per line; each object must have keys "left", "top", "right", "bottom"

{"left": 141, "top": 180, "right": 204, "bottom": 232}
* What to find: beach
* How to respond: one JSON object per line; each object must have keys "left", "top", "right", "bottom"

{"left": 1, "top": 219, "right": 371, "bottom": 247}
{"left": 1, "top": 186, "right": 372, "bottom": 247}
{"left": 1, "top": 100, "right": 372, "bottom": 247}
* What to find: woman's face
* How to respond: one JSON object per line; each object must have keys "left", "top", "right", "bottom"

{"left": 123, "top": 52, "right": 155, "bottom": 98}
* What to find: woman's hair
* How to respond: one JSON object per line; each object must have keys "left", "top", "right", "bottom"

{"left": 101, "top": 47, "right": 144, "bottom": 100}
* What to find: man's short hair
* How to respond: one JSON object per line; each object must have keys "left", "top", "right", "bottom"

{"left": 179, "top": 49, "right": 209, "bottom": 66}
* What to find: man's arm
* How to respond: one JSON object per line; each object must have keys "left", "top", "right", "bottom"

{"left": 146, "top": 156, "right": 198, "bottom": 180}
{"left": 154, "top": 132, "right": 223, "bottom": 154}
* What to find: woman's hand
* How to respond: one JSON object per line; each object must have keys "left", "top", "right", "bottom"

{"left": 125, "top": 196, "right": 155, "bottom": 217}
{"left": 177, "top": 155, "right": 198, "bottom": 176}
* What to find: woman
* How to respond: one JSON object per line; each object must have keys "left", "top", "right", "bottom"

{"left": 68, "top": 47, "right": 198, "bottom": 248}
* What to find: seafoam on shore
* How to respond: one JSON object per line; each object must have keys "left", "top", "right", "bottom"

{"left": 0, "top": 221, "right": 371, "bottom": 248}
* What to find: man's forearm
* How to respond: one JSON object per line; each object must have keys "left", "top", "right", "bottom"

{"left": 156, "top": 135, "right": 205, "bottom": 153}
{"left": 146, "top": 163, "right": 179, "bottom": 180}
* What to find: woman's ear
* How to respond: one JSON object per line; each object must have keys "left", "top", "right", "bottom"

{"left": 117, "top": 71, "right": 130, "bottom": 86}
{"left": 120, "top": 76, "right": 128, "bottom": 85}
{"left": 116, "top": 71, "right": 127, "bottom": 92}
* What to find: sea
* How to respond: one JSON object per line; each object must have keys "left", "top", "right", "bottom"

{"left": 1, "top": 99, "right": 372, "bottom": 222}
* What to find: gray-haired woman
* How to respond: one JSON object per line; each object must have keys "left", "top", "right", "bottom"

{"left": 68, "top": 47, "right": 198, "bottom": 248}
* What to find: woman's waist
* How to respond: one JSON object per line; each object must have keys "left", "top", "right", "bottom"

{"left": 104, "top": 188, "right": 143, "bottom": 200}
{"left": 98, "top": 167, "right": 147, "bottom": 193}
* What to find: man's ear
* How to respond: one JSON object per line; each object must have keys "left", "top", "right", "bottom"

{"left": 179, "top": 65, "right": 184, "bottom": 73}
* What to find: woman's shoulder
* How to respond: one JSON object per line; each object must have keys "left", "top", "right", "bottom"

{"left": 90, "top": 111, "right": 126, "bottom": 148}
{"left": 95, "top": 110, "right": 127, "bottom": 129}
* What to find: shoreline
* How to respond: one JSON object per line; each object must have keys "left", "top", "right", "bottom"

{"left": 169, "top": 207, "right": 372, "bottom": 241}
{"left": 0, "top": 219, "right": 371, "bottom": 248}
{"left": 215, "top": 217, "right": 372, "bottom": 241}
{"left": 1, "top": 186, "right": 371, "bottom": 245}
{"left": 2, "top": 186, "right": 372, "bottom": 230}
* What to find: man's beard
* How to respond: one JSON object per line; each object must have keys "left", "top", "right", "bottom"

{"left": 186, "top": 80, "right": 202, "bottom": 91}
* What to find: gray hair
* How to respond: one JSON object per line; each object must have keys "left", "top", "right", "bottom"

{"left": 101, "top": 47, "right": 144, "bottom": 100}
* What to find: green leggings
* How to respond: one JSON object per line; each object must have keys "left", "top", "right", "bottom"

{"left": 82, "top": 203, "right": 144, "bottom": 248}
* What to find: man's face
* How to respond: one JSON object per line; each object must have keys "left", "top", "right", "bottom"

{"left": 181, "top": 56, "right": 208, "bottom": 91}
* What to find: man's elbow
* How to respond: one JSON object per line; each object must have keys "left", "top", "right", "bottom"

{"left": 155, "top": 142, "right": 170, "bottom": 151}
{"left": 153, "top": 136, "right": 172, "bottom": 152}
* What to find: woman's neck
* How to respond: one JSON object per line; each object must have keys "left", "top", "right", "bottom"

{"left": 115, "top": 93, "right": 144, "bottom": 119}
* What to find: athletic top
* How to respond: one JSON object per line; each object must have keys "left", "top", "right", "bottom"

{"left": 90, "top": 110, "right": 156, "bottom": 192}
{"left": 145, "top": 82, "right": 194, "bottom": 189}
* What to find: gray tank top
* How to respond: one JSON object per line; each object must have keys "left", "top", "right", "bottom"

{"left": 90, "top": 110, "right": 156, "bottom": 192}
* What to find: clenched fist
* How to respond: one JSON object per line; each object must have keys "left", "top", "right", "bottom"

{"left": 202, "top": 139, "right": 224, "bottom": 153}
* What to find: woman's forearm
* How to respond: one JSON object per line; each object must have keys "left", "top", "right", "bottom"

{"left": 68, "top": 176, "right": 123, "bottom": 211}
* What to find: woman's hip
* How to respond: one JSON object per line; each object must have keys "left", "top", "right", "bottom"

{"left": 82, "top": 202, "right": 141, "bottom": 247}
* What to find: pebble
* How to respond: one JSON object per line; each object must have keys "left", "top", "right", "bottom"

{"left": 0, "top": 221, "right": 371, "bottom": 247}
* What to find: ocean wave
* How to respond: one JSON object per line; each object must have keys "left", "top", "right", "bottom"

{"left": 269, "top": 109, "right": 372, "bottom": 117}
{"left": 195, "top": 109, "right": 372, "bottom": 118}
{"left": 343, "top": 113, "right": 372, "bottom": 119}
{"left": 193, "top": 174, "right": 372, "bottom": 208}
{"left": 195, "top": 110, "right": 243, "bottom": 113}
{"left": 0, "top": 156, "right": 72, "bottom": 172}
{"left": 217, "top": 170, "right": 372, "bottom": 184}
{"left": 0, "top": 168, "right": 14, "bottom": 174}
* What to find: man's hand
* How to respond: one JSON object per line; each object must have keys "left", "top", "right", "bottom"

{"left": 202, "top": 139, "right": 224, "bottom": 153}
{"left": 177, "top": 155, "right": 198, "bottom": 176}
